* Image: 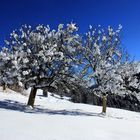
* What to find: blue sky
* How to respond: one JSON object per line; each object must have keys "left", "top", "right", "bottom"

{"left": 0, "top": 0, "right": 140, "bottom": 60}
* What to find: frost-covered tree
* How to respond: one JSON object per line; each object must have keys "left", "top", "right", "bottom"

{"left": 79, "top": 25, "right": 125, "bottom": 113}
{"left": 3, "top": 22, "right": 139, "bottom": 112}
{"left": 114, "top": 62, "right": 140, "bottom": 97}
{"left": 0, "top": 47, "right": 18, "bottom": 90}
{"left": 6, "top": 23, "right": 81, "bottom": 107}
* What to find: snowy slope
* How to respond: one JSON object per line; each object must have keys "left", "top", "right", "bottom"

{"left": 0, "top": 88, "right": 140, "bottom": 140}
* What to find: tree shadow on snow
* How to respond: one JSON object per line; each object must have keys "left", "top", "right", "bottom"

{"left": 0, "top": 99, "right": 106, "bottom": 118}
{"left": 0, "top": 99, "right": 26, "bottom": 112}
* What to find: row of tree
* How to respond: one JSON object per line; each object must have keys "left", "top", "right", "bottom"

{"left": 0, "top": 23, "right": 140, "bottom": 113}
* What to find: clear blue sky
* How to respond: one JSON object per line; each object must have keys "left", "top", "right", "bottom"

{"left": 0, "top": 0, "right": 140, "bottom": 60}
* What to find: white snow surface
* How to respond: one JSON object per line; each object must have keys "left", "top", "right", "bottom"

{"left": 0, "top": 88, "right": 140, "bottom": 140}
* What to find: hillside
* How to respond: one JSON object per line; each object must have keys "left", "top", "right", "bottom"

{"left": 0, "top": 88, "right": 140, "bottom": 140}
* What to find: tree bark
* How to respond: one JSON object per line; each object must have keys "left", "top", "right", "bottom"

{"left": 27, "top": 87, "right": 37, "bottom": 107}
{"left": 102, "top": 95, "right": 107, "bottom": 114}
{"left": 81, "top": 93, "right": 87, "bottom": 103}
{"left": 3, "top": 83, "right": 6, "bottom": 91}
{"left": 43, "top": 89, "right": 48, "bottom": 97}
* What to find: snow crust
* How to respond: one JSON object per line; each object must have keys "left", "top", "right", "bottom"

{"left": 0, "top": 89, "right": 140, "bottom": 140}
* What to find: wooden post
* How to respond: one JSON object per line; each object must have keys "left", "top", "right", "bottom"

{"left": 27, "top": 87, "right": 37, "bottom": 107}
{"left": 102, "top": 94, "right": 107, "bottom": 114}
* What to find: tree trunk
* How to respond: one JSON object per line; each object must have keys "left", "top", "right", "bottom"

{"left": 3, "top": 83, "right": 6, "bottom": 91}
{"left": 27, "top": 87, "right": 37, "bottom": 107}
{"left": 81, "top": 93, "right": 87, "bottom": 103}
{"left": 43, "top": 89, "right": 48, "bottom": 97}
{"left": 102, "top": 95, "right": 107, "bottom": 114}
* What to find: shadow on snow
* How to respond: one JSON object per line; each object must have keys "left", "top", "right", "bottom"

{"left": 0, "top": 99, "right": 107, "bottom": 117}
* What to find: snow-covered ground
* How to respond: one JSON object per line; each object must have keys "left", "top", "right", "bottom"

{"left": 0, "top": 88, "right": 140, "bottom": 140}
